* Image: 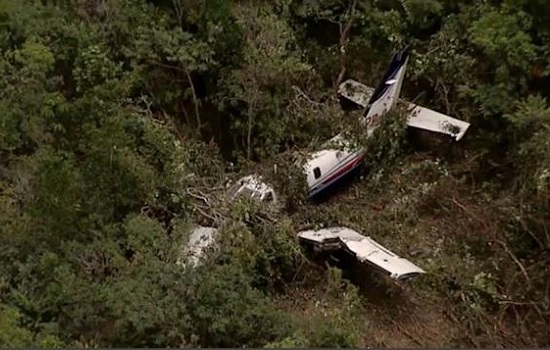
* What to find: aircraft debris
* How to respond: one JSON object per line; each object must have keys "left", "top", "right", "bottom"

{"left": 178, "top": 44, "right": 457, "bottom": 281}
{"left": 178, "top": 226, "right": 219, "bottom": 268}
{"left": 226, "top": 174, "right": 278, "bottom": 205}
{"left": 298, "top": 227, "right": 425, "bottom": 281}
{"left": 338, "top": 79, "right": 470, "bottom": 141}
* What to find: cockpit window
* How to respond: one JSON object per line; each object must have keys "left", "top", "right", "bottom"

{"left": 313, "top": 167, "right": 321, "bottom": 179}
{"left": 263, "top": 191, "right": 274, "bottom": 203}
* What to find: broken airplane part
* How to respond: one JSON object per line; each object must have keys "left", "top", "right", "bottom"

{"left": 226, "top": 174, "right": 278, "bottom": 205}
{"left": 179, "top": 175, "right": 277, "bottom": 268}
{"left": 178, "top": 44, "right": 465, "bottom": 276}
{"left": 304, "top": 45, "right": 411, "bottom": 198}
{"left": 338, "top": 79, "right": 470, "bottom": 141}
{"left": 303, "top": 44, "right": 470, "bottom": 199}
{"left": 178, "top": 226, "right": 219, "bottom": 268}
{"left": 179, "top": 181, "right": 426, "bottom": 281}
{"left": 213, "top": 45, "right": 468, "bottom": 200}
{"left": 297, "top": 227, "right": 425, "bottom": 281}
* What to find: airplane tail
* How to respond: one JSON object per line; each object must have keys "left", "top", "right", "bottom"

{"left": 338, "top": 44, "right": 471, "bottom": 141}
{"left": 362, "top": 43, "right": 412, "bottom": 131}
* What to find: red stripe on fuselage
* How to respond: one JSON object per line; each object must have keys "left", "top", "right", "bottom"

{"left": 320, "top": 152, "right": 367, "bottom": 187}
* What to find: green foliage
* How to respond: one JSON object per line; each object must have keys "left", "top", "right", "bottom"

{"left": 0, "top": 0, "right": 550, "bottom": 347}
{"left": 265, "top": 332, "right": 311, "bottom": 348}
{"left": 267, "top": 267, "right": 363, "bottom": 348}
{"left": 0, "top": 303, "right": 65, "bottom": 348}
{"left": 73, "top": 44, "right": 122, "bottom": 92}
{"left": 469, "top": 8, "right": 535, "bottom": 69}
{"left": 185, "top": 264, "right": 286, "bottom": 347}
{"left": 400, "top": 0, "right": 443, "bottom": 28}
{"left": 505, "top": 95, "right": 550, "bottom": 194}
{"left": 357, "top": 108, "right": 410, "bottom": 173}
{"left": 304, "top": 268, "right": 363, "bottom": 347}
{"left": 214, "top": 203, "right": 304, "bottom": 289}
{"left": 264, "top": 152, "right": 310, "bottom": 212}
{"left": 0, "top": 305, "right": 33, "bottom": 348}
{"left": 214, "top": 1, "right": 330, "bottom": 161}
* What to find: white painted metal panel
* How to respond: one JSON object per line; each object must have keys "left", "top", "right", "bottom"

{"left": 298, "top": 226, "right": 365, "bottom": 242}
{"left": 338, "top": 79, "right": 374, "bottom": 108}
{"left": 178, "top": 226, "right": 219, "bottom": 268}
{"left": 363, "top": 57, "right": 409, "bottom": 130}
{"left": 227, "top": 174, "right": 278, "bottom": 204}
{"left": 406, "top": 104, "right": 470, "bottom": 141}
{"left": 298, "top": 227, "right": 425, "bottom": 280}
{"left": 338, "top": 79, "right": 470, "bottom": 141}
{"left": 341, "top": 236, "right": 425, "bottom": 280}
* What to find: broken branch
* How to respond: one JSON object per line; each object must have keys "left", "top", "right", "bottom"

{"left": 495, "top": 239, "right": 531, "bottom": 283}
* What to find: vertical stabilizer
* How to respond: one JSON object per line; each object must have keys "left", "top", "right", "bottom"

{"left": 362, "top": 44, "right": 411, "bottom": 133}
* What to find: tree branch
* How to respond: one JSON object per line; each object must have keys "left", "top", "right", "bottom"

{"left": 182, "top": 63, "right": 203, "bottom": 134}
{"left": 335, "top": 0, "right": 358, "bottom": 89}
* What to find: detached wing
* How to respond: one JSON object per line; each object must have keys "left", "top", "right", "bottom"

{"left": 297, "top": 227, "right": 425, "bottom": 281}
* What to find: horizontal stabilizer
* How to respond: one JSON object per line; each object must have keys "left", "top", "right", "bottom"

{"left": 406, "top": 104, "right": 470, "bottom": 141}
{"left": 338, "top": 79, "right": 374, "bottom": 107}
{"left": 298, "top": 227, "right": 425, "bottom": 280}
{"left": 338, "top": 79, "right": 470, "bottom": 141}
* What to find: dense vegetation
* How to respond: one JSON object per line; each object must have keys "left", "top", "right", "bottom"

{"left": 0, "top": 0, "right": 549, "bottom": 347}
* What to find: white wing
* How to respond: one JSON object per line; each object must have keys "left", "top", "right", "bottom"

{"left": 297, "top": 227, "right": 425, "bottom": 280}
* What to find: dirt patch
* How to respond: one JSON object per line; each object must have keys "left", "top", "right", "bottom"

{"left": 361, "top": 291, "right": 461, "bottom": 347}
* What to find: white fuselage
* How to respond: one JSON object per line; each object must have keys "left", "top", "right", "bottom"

{"left": 303, "top": 134, "right": 368, "bottom": 198}
{"left": 302, "top": 48, "right": 411, "bottom": 198}
{"left": 302, "top": 77, "right": 470, "bottom": 198}
{"left": 303, "top": 45, "right": 469, "bottom": 198}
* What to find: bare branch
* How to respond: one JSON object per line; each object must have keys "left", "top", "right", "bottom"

{"left": 182, "top": 63, "right": 203, "bottom": 134}
{"left": 335, "top": 0, "right": 358, "bottom": 89}
{"left": 495, "top": 239, "right": 531, "bottom": 283}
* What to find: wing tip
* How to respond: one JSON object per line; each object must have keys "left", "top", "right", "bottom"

{"left": 454, "top": 123, "right": 471, "bottom": 141}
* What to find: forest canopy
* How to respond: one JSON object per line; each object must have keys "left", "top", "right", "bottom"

{"left": 0, "top": 0, "right": 549, "bottom": 348}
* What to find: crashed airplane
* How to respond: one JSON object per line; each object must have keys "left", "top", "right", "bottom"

{"left": 180, "top": 210, "right": 426, "bottom": 281}
{"left": 179, "top": 174, "right": 426, "bottom": 281}
{"left": 178, "top": 175, "right": 278, "bottom": 268}
{"left": 179, "top": 44, "right": 468, "bottom": 280}
{"left": 225, "top": 44, "right": 470, "bottom": 201}
{"left": 304, "top": 43, "right": 470, "bottom": 198}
